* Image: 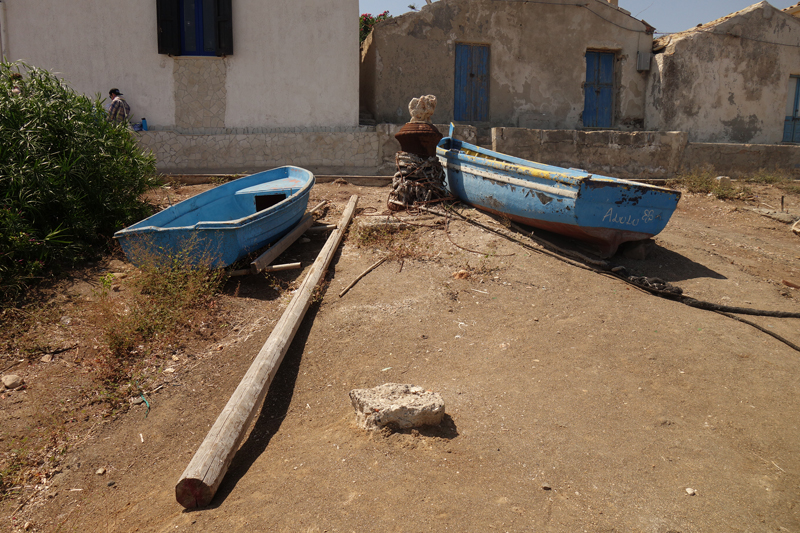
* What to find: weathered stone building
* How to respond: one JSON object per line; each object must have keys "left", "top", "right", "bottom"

{"left": 646, "top": 1, "right": 800, "bottom": 144}
{"left": 360, "top": 0, "right": 655, "bottom": 130}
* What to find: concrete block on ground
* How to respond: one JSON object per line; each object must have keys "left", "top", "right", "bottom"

{"left": 349, "top": 383, "right": 445, "bottom": 430}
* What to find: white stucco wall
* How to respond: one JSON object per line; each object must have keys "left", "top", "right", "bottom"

{"left": 2, "top": 0, "right": 358, "bottom": 130}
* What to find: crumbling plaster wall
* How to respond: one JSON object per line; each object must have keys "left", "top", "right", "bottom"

{"left": 646, "top": 2, "right": 800, "bottom": 144}
{"left": 361, "top": 0, "right": 652, "bottom": 128}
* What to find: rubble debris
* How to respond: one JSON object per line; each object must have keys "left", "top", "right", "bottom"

{"left": 349, "top": 383, "right": 445, "bottom": 430}
{"left": 2, "top": 375, "right": 24, "bottom": 389}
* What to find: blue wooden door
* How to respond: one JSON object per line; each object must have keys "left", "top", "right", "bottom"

{"left": 783, "top": 76, "right": 800, "bottom": 143}
{"left": 454, "top": 44, "right": 489, "bottom": 122}
{"left": 583, "top": 51, "right": 614, "bottom": 128}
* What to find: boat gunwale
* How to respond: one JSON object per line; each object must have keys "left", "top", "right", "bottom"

{"left": 114, "top": 166, "right": 315, "bottom": 238}
{"left": 436, "top": 137, "right": 681, "bottom": 195}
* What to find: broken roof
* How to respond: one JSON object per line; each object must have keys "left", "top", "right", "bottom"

{"left": 653, "top": 1, "right": 799, "bottom": 51}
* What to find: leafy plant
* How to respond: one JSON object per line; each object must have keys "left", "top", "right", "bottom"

{"left": 360, "top": 11, "right": 391, "bottom": 43}
{"left": 0, "top": 60, "right": 158, "bottom": 302}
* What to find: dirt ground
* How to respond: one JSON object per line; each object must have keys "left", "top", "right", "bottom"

{"left": 1, "top": 178, "right": 799, "bottom": 532}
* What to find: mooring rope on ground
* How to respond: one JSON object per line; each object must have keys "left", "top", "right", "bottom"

{"left": 389, "top": 200, "right": 800, "bottom": 352}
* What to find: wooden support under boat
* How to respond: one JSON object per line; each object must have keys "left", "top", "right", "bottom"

{"left": 306, "top": 224, "right": 337, "bottom": 233}
{"left": 175, "top": 195, "right": 359, "bottom": 509}
{"left": 228, "top": 262, "right": 302, "bottom": 277}
{"left": 249, "top": 201, "right": 327, "bottom": 275}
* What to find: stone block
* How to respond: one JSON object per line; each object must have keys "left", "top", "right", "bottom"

{"left": 2, "top": 375, "right": 24, "bottom": 389}
{"left": 349, "top": 383, "right": 445, "bottom": 430}
{"left": 715, "top": 176, "right": 732, "bottom": 188}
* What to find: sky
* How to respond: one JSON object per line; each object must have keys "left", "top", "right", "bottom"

{"left": 359, "top": 0, "right": 798, "bottom": 35}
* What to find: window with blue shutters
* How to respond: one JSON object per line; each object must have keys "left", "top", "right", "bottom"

{"left": 157, "top": 0, "right": 233, "bottom": 56}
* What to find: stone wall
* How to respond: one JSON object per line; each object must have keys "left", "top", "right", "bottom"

{"left": 136, "top": 125, "right": 800, "bottom": 178}
{"left": 137, "top": 124, "right": 478, "bottom": 176}
{"left": 492, "top": 127, "right": 688, "bottom": 179}
{"left": 682, "top": 143, "right": 800, "bottom": 177}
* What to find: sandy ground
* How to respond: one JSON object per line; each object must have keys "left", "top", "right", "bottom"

{"left": 2, "top": 180, "right": 799, "bottom": 533}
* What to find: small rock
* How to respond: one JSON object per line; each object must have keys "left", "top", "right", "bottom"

{"left": 541, "top": 483, "right": 552, "bottom": 490}
{"left": 686, "top": 487, "right": 696, "bottom": 496}
{"left": 715, "top": 176, "right": 732, "bottom": 188}
{"left": 349, "top": 383, "right": 445, "bottom": 431}
{"left": 452, "top": 270, "right": 470, "bottom": 279}
{"left": 300, "top": 237, "right": 311, "bottom": 244}
{"left": 96, "top": 467, "right": 106, "bottom": 475}
{"left": 41, "top": 354, "right": 53, "bottom": 363}
{"left": 107, "top": 481, "right": 116, "bottom": 487}
{"left": 2, "top": 375, "right": 24, "bottom": 389}
{"left": 23, "top": 521, "right": 31, "bottom": 531}
{"left": 130, "top": 396, "right": 144, "bottom": 405}
{"left": 60, "top": 316, "right": 72, "bottom": 326}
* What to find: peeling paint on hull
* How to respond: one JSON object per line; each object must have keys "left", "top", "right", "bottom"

{"left": 436, "top": 136, "right": 681, "bottom": 257}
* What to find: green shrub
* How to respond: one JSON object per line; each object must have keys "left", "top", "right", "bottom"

{"left": 0, "top": 61, "right": 157, "bottom": 301}
{"left": 669, "top": 166, "right": 740, "bottom": 200}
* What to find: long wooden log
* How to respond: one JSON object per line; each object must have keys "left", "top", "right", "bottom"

{"left": 175, "top": 195, "right": 359, "bottom": 509}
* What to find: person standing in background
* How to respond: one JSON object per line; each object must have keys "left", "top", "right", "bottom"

{"left": 107, "top": 88, "right": 130, "bottom": 123}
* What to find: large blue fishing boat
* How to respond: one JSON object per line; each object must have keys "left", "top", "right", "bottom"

{"left": 436, "top": 127, "right": 681, "bottom": 257}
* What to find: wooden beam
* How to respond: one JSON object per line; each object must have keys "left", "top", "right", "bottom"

{"left": 249, "top": 215, "right": 314, "bottom": 274}
{"left": 306, "top": 224, "right": 337, "bottom": 233}
{"left": 175, "top": 195, "right": 359, "bottom": 509}
{"left": 228, "top": 262, "right": 302, "bottom": 277}
{"left": 249, "top": 202, "right": 328, "bottom": 275}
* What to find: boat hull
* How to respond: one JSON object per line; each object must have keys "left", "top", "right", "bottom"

{"left": 436, "top": 137, "right": 681, "bottom": 257}
{"left": 114, "top": 166, "right": 314, "bottom": 268}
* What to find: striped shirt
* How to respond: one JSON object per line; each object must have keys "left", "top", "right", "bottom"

{"left": 108, "top": 97, "right": 131, "bottom": 123}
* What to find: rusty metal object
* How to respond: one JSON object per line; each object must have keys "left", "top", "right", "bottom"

{"left": 394, "top": 122, "right": 443, "bottom": 158}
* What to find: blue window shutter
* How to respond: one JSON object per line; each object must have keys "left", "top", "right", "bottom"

{"left": 215, "top": 0, "right": 233, "bottom": 56}
{"left": 157, "top": 0, "right": 182, "bottom": 55}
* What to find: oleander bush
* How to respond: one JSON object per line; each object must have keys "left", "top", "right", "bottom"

{"left": 0, "top": 61, "right": 157, "bottom": 301}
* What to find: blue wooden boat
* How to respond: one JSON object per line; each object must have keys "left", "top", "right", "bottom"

{"left": 114, "top": 166, "right": 314, "bottom": 268}
{"left": 436, "top": 127, "right": 681, "bottom": 257}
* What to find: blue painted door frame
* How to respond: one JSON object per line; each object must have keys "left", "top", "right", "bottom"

{"left": 783, "top": 76, "right": 800, "bottom": 143}
{"left": 583, "top": 51, "right": 614, "bottom": 128}
{"left": 454, "top": 44, "right": 489, "bottom": 122}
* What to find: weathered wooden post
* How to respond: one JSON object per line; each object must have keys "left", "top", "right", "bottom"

{"left": 175, "top": 195, "right": 359, "bottom": 509}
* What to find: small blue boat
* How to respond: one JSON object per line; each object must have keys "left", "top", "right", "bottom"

{"left": 436, "top": 127, "right": 681, "bottom": 257}
{"left": 114, "top": 166, "right": 314, "bottom": 268}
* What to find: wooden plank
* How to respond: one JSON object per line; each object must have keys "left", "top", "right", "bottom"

{"left": 249, "top": 214, "right": 314, "bottom": 274}
{"left": 175, "top": 195, "right": 359, "bottom": 509}
{"left": 306, "top": 224, "right": 337, "bottom": 233}
{"left": 228, "top": 262, "right": 302, "bottom": 277}
{"left": 248, "top": 201, "right": 327, "bottom": 275}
